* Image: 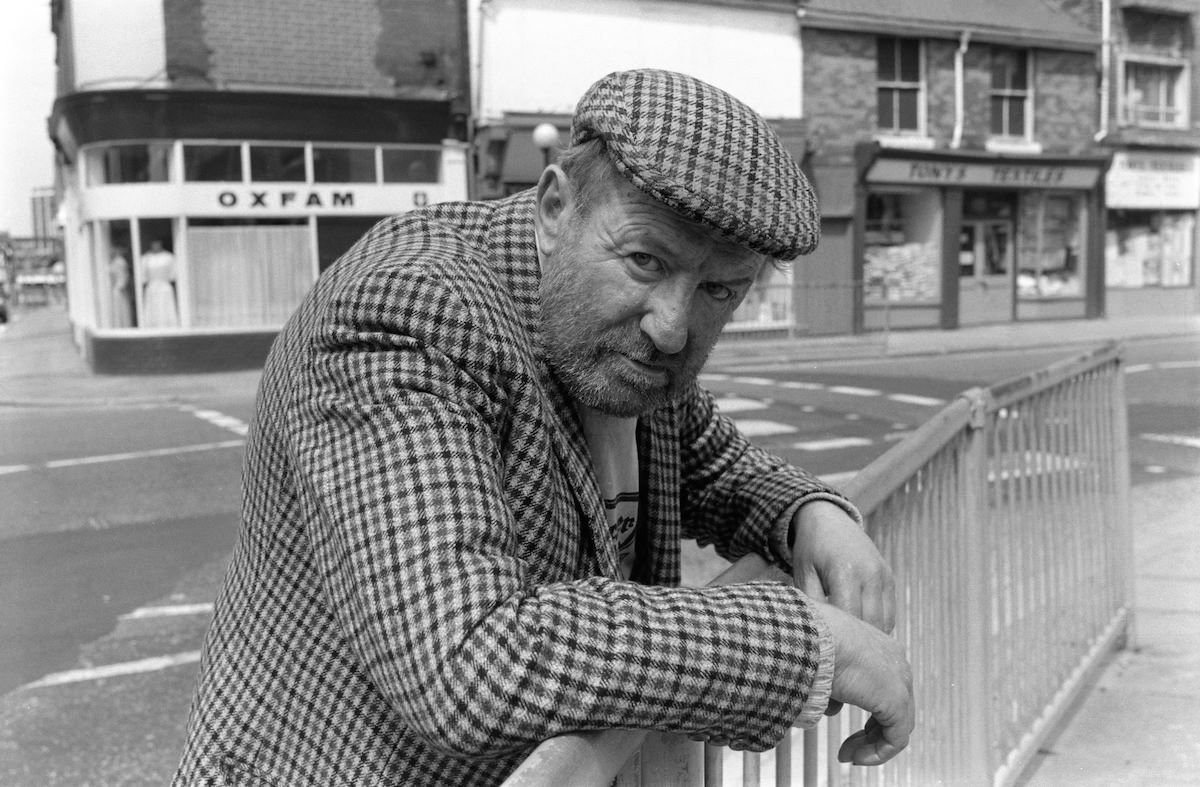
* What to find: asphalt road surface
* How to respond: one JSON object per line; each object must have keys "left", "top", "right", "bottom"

{"left": 0, "top": 336, "right": 1195, "bottom": 785}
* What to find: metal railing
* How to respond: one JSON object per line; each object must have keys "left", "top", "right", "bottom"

{"left": 503, "top": 343, "right": 1133, "bottom": 787}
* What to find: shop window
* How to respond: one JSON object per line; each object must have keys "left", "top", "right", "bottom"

{"left": 137, "top": 219, "right": 181, "bottom": 328}
{"left": 729, "top": 265, "right": 792, "bottom": 330}
{"left": 876, "top": 37, "right": 923, "bottom": 134}
{"left": 95, "top": 220, "right": 136, "bottom": 329}
{"left": 382, "top": 148, "right": 441, "bottom": 183}
{"left": 1016, "top": 193, "right": 1085, "bottom": 300}
{"left": 184, "top": 144, "right": 244, "bottom": 182}
{"left": 1106, "top": 210, "right": 1194, "bottom": 288}
{"left": 86, "top": 143, "right": 172, "bottom": 185}
{"left": 1121, "top": 59, "right": 1188, "bottom": 128}
{"left": 990, "top": 48, "right": 1031, "bottom": 139}
{"left": 250, "top": 145, "right": 307, "bottom": 182}
{"left": 863, "top": 190, "right": 942, "bottom": 303}
{"left": 185, "top": 219, "right": 313, "bottom": 327}
{"left": 313, "top": 146, "right": 378, "bottom": 183}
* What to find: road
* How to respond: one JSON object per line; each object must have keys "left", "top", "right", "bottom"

{"left": 0, "top": 336, "right": 1196, "bottom": 784}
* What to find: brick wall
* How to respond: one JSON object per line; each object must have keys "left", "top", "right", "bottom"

{"left": 1034, "top": 49, "right": 1099, "bottom": 152}
{"left": 802, "top": 28, "right": 876, "bottom": 154}
{"left": 160, "top": 0, "right": 466, "bottom": 101}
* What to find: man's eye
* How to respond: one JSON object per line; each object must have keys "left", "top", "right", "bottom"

{"left": 629, "top": 252, "right": 662, "bottom": 271}
{"left": 702, "top": 282, "right": 737, "bottom": 302}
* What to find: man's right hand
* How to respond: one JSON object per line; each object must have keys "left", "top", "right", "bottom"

{"left": 813, "top": 601, "right": 914, "bottom": 766}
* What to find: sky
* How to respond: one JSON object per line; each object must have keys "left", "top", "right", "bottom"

{"left": 0, "top": 3, "right": 58, "bottom": 238}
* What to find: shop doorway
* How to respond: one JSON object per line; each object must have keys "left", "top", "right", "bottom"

{"left": 959, "top": 221, "right": 1014, "bottom": 324}
{"left": 959, "top": 191, "right": 1017, "bottom": 325}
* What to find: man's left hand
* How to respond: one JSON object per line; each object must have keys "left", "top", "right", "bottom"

{"left": 790, "top": 500, "right": 895, "bottom": 633}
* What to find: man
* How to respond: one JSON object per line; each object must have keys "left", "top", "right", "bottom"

{"left": 175, "top": 69, "right": 913, "bottom": 786}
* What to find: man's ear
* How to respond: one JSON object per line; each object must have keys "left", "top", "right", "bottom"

{"left": 534, "top": 165, "right": 573, "bottom": 255}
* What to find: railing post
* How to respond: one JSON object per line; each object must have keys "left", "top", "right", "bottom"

{"left": 961, "top": 389, "right": 994, "bottom": 784}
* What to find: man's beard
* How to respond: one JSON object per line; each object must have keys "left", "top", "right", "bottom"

{"left": 538, "top": 257, "right": 714, "bottom": 417}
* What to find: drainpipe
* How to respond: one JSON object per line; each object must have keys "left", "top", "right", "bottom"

{"left": 1095, "top": 0, "right": 1112, "bottom": 141}
{"left": 952, "top": 30, "right": 972, "bottom": 149}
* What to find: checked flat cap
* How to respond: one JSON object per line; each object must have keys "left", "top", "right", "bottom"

{"left": 570, "top": 69, "right": 819, "bottom": 260}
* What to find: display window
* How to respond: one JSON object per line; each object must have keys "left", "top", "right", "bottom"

{"left": 1106, "top": 210, "right": 1195, "bottom": 289}
{"left": 185, "top": 219, "right": 313, "bottom": 327}
{"left": 1016, "top": 192, "right": 1086, "bottom": 299}
{"left": 729, "top": 264, "right": 792, "bottom": 330}
{"left": 863, "top": 190, "right": 942, "bottom": 303}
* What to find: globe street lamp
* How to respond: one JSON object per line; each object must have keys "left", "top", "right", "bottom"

{"left": 532, "top": 123, "right": 561, "bottom": 168}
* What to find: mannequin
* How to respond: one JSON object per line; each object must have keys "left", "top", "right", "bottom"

{"left": 139, "top": 239, "right": 179, "bottom": 328}
{"left": 108, "top": 248, "right": 134, "bottom": 328}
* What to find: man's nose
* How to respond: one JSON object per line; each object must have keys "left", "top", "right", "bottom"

{"left": 640, "top": 282, "right": 692, "bottom": 356}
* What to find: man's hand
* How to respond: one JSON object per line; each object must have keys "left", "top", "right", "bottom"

{"left": 814, "top": 601, "right": 914, "bottom": 766}
{"left": 791, "top": 500, "right": 895, "bottom": 633}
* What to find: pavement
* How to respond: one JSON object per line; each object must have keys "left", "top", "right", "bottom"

{"left": 2, "top": 303, "right": 1199, "bottom": 785}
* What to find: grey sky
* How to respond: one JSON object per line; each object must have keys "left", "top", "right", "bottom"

{"left": 1, "top": 3, "right": 57, "bottom": 238}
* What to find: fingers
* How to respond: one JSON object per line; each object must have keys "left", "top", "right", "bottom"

{"left": 837, "top": 714, "right": 912, "bottom": 766}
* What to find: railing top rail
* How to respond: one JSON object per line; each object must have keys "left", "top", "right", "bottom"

{"left": 986, "top": 341, "right": 1122, "bottom": 410}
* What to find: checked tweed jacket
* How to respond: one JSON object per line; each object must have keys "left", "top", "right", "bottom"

{"left": 174, "top": 191, "right": 856, "bottom": 786}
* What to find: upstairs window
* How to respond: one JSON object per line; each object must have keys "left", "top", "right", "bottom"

{"left": 877, "top": 37, "right": 923, "bottom": 134}
{"left": 1120, "top": 9, "right": 1191, "bottom": 129}
{"left": 313, "top": 146, "right": 377, "bottom": 183}
{"left": 990, "top": 48, "right": 1031, "bottom": 139}
{"left": 86, "top": 143, "right": 172, "bottom": 185}
{"left": 249, "top": 145, "right": 307, "bottom": 182}
{"left": 1122, "top": 60, "right": 1188, "bottom": 127}
{"left": 184, "top": 144, "right": 243, "bottom": 182}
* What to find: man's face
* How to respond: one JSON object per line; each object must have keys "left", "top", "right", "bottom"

{"left": 539, "top": 178, "right": 764, "bottom": 417}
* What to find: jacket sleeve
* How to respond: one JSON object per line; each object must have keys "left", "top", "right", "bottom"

{"left": 676, "top": 383, "right": 863, "bottom": 572}
{"left": 281, "top": 248, "right": 832, "bottom": 759}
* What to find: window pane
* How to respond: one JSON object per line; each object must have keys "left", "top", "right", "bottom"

{"left": 1009, "top": 98, "right": 1025, "bottom": 136}
{"left": 898, "top": 90, "right": 919, "bottom": 130}
{"left": 313, "top": 147, "right": 376, "bottom": 183}
{"left": 877, "top": 37, "right": 896, "bottom": 81}
{"left": 990, "top": 96, "right": 1006, "bottom": 135}
{"left": 878, "top": 88, "right": 895, "bottom": 130}
{"left": 1012, "top": 52, "right": 1028, "bottom": 89}
{"left": 250, "top": 145, "right": 306, "bottom": 182}
{"left": 93, "top": 144, "right": 171, "bottom": 184}
{"left": 898, "top": 40, "right": 920, "bottom": 83}
{"left": 184, "top": 145, "right": 243, "bottom": 182}
{"left": 382, "top": 148, "right": 440, "bottom": 183}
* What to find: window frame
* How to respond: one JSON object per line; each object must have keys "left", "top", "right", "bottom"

{"left": 989, "top": 47, "right": 1034, "bottom": 142}
{"left": 1119, "top": 54, "right": 1190, "bottom": 130}
{"left": 876, "top": 36, "right": 926, "bottom": 138}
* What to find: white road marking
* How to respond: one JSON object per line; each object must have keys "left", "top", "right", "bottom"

{"left": 714, "top": 397, "right": 769, "bottom": 413}
{"left": 1141, "top": 433, "right": 1200, "bottom": 450}
{"left": 120, "top": 603, "right": 214, "bottom": 620}
{"left": 887, "top": 393, "right": 946, "bottom": 407}
{"left": 883, "top": 431, "right": 912, "bottom": 442}
{"left": 1145, "top": 465, "right": 1168, "bottom": 474}
{"left": 0, "top": 439, "right": 245, "bottom": 475}
{"left": 698, "top": 373, "right": 731, "bottom": 382}
{"left": 780, "top": 381, "right": 826, "bottom": 391}
{"left": 792, "top": 437, "right": 873, "bottom": 451}
{"left": 1124, "top": 363, "right": 1154, "bottom": 374}
{"left": 828, "top": 385, "right": 880, "bottom": 397}
{"left": 21, "top": 651, "right": 202, "bottom": 690}
{"left": 1159, "top": 360, "right": 1200, "bottom": 371}
{"left": 734, "top": 419, "right": 799, "bottom": 437}
{"left": 730, "top": 376, "right": 775, "bottom": 386}
{"left": 184, "top": 406, "right": 249, "bottom": 436}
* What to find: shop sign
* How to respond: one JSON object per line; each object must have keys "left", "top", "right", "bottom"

{"left": 1105, "top": 152, "right": 1200, "bottom": 210}
{"left": 216, "top": 189, "right": 359, "bottom": 209}
{"left": 867, "top": 158, "right": 1101, "bottom": 189}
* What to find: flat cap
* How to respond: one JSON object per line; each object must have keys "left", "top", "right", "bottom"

{"left": 570, "top": 68, "right": 819, "bottom": 260}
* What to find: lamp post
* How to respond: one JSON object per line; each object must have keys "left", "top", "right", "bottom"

{"left": 532, "top": 122, "right": 561, "bottom": 168}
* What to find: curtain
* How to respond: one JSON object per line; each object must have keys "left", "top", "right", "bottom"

{"left": 187, "top": 225, "right": 313, "bottom": 328}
